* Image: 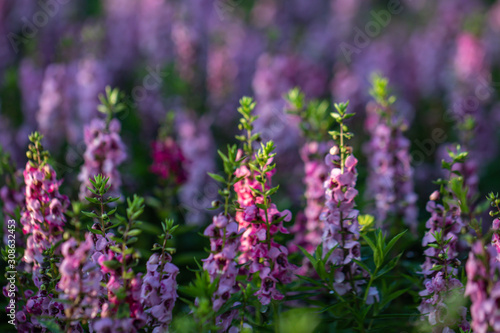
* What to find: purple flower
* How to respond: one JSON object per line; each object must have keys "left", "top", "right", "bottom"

{"left": 364, "top": 100, "right": 418, "bottom": 231}
{"left": 58, "top": 234, "right": 103, "bottom": 321}
{"left": 202, "top": 214, "right": 242, "bottom": 330}
{"left": 78, "top": 118, "right": 127, "bottom": 201}
{"left": 465, "top": 242, "right": 500, "bottom": 333}
{"left": 321, "top": 149, "right": 371, "bottom": 298}
{"left": 419, "top": 190, "right": 469, "bottom": 330}
{"left": 141, "top": 252, "right": 179, "bottom": 331}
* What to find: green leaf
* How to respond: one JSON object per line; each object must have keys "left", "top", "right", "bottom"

{"left": 82, "top": 211, "right": 100, "bottom": 219}
{"left": 109, "top": 246, "right": 122, "bottom": 253}
{"left": 126, "top": 237, "right": 138, "bottom": 245}
{"left": 298, "top": 246, "right": 317, "bottom": 266}
{"left": 87, "top": 225, "right": 104, "bottom": 236}
{"left": 103, "top": 260, "right": 121, "bottom": 269}
{"left": 127, "top": 229, "right": 142, "bottom": 237}
{"left": 384, "top": 230, "right": 407, "bottom": 257}
{"left": 38, "top": 320, "right": 63, "bottom": 333}
{"left": 208, "top": 172, "right": 226, "bottom": 183}
{"left": 375, "top": 253, "right": 402, "bottom": 278}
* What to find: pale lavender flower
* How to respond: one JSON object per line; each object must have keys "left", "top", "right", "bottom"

{"left": 141, "top": 252, "right": 179, "bottom": 332}
{"left": 419, "top": 191, "right": 469, "bottom": 331}
{"left": 202, "top": 214, "right": 241, "bottom": 330}
{"left": 137, "top": 0, "right": 174, "bottom": 64}
{"left": 321, "top": 150, "right": 375, "bottom": 299}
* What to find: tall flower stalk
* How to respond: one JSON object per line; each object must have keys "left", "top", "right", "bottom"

{"left": 285, "top": 88, "right": 333, "bottom": 274}
{"left": 203, "top": 144, "right": 243, "bottom": 331}
{"left": 20, "top": 132, "right": 70, "bottom": 329}
{"left": 464, "top": 192, "right": 500, "bottom": 333}
{"left": 78, "top": 87, "right": 127, "bottom": 201}
{"left": 141, "top": 219, "right": 179, "bottom": 332}
{"left": 418, "top": 147, "right": 470, "bottom": 332}
{"left": 365, "top": 75, "right": 417, "bottom": 232}
{"left": 233, "top": 97, "right": 295, "bottom": 306}
{"left": 321, "top": 102, "right": 376, "bottom": 301}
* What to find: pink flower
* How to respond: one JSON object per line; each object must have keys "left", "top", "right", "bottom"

{"left": 78, "top": 118, "right": 127, "bottom": 201}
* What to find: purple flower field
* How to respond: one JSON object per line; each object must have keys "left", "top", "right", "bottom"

{"left": 1, "top": 0, "right": 500, "bottom": 332}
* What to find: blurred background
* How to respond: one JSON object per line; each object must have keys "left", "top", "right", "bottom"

{"left": 1, "top": 0, "right": 500, "bottom": 307}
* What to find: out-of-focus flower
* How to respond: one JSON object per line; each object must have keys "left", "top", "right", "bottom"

{"left": 141, "top": 252, "right": 179, "bottom": 332}
{"left": 465, "top": 242, "right": 500, "bottom": 333}
{"left": 59, "top": 234, "right": 103, "bottom": 321}
{"left": 150, "top": 137, "right": 188, "bottom": 185}
{"left": 78, "top": 118, "right": 126, "bottom": 201}
{"left": 364, "top": 100, "right": 418, "bottom": 231}
{"left": 176, "top": 112, "right": 216, "bottom": 225}
{"left": 289, "top": 142, "right": 329, "bottom": 274}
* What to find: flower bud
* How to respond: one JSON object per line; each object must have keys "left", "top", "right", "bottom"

{"left": 429, "top": 190, "right": 440, "bottom": 201}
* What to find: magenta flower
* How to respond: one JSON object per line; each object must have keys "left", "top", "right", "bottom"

{"left": 150, "top": 137, "right": 188, "bottom": 185}
{"left": 21, "top": 161, "right": 69, "bottom": 288}
{"left": 234, "top": 153, "right": 295, "bottom": 305}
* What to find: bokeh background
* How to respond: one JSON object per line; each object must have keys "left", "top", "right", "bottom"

{"left": 1, "top": 0, "right": 500, "bottom": 329}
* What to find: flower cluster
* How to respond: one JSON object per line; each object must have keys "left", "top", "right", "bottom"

{"left": 58, "top": 234, "right": 103, "bottom": 323}
{"left": 234, "top": 153, "right": 295, "bottom": 305}
{"left": 233, "top": 99, "right": 295, "bottom": 305}
{"left": 418, "top": 194, "right": 469, "bottom": 331}
{"left": 289, "top": 141, "right": 329, "bottom": 273}
{"left": 465, "top": 242, "right": 500, "bottom": 333}
{"left": 141, "top": 252, "right": 179, "bottom": 332}
{"left": 364, "top": 76, "right": 417, "bottom": 231}
{"left": 150, "top": 137, "right": 188, "bottom": 185}
{"left": 21, "top": 133, "right": 70, "bottom": 288}
{"left": 493, "top": 217, "right": 500, "bottom": 261}
{"left": 419, "top": 148, "right": 471, "bottom": 331}
{"left": 202, "top": 214, "right": 241, "bottom": 330}
{"left": 321, "top": 147, "right": 367, "bottom": 296}
{"left": 320, "top": 102, "right": 377, "bottom": 302}
{"left": 97, "top": 249, "right": 145, "bottom": 326}
{"left": 78, "top": 118, "right": 126, "bottom": 201}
